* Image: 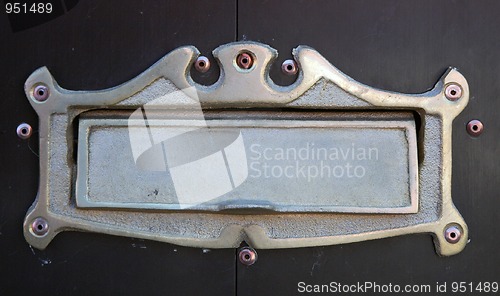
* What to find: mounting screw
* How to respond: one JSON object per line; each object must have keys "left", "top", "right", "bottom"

{"left": 444, "top": 83, "right": 462, "bottom": 101}
{"left": 236, "top": 52, "right": 254, "bottom": 70}
{"left": 466, "top": 119, "right": 484, "bottom": 137}
{"left": 444, "top": 225, "right": 462, "bottom": 244}
{"left": 238, "top": 247, "right": 257, "bottom": 266}
{"left": 33, "top": 84, "right": 50, "bottom": 102}
{"left": 281, "top": 59, "right": 298, "bottom": 75}
{"left": 16, "top": 123, "right": 32, "bottom": 139}
{"left": 194, "top": 56, "right": 210, "bottom": 73}
{"left": 31, "top": 217, "right": 49, "bottom": 236}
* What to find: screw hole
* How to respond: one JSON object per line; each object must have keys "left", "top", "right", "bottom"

{"left": 236, "top": 52, "right": 254, "bottom": 70}
{"left": 31, "top": 217, "right": 49, "bottom": 236}
{"left": 33, "top": 84, "right": 49, "bottom": 101}
{"left": 444, "top": 225, "right": 462, "bottom": 244}
{"left": 445, "top": 84, "right": 462, "bottom": 101}
{"left": 281, "top": 59, "right": 298, "bottom": 76}
{"left": 467, "top": 119, "right": 483, "bottom": 137}
{"left": 17, "top": 123, "right": 32, "bottom": 139}
{"left": 238, "top": 247, "right": 257, "bottom": 265}
{"left": 194, "top": 56, "right": 210, "bottom": 73}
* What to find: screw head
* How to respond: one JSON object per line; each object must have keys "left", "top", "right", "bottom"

{"left": 466, "top": 119, "right": 484, "bottom": 137}
{"left": 33, "top": 84, "right": 50, "bottom": 102}
{"left": 444, "top": 83, "right": 462, "bottom": 101}
{"left": 238, "top": 247, "right": 257, "bottom": 266}
{"left": 16, "top": 123, "right": 32, "bottom": 139}
{"left": 236, "top": 52, "right": 254, "bottom": 70}
{"left": 31, "top": 217, "right": 49, "bottom": 236}
{"left": 194, "top": 56, "right": 210, "bottom": 73}
{"left": 281, "top": 59, "right": 298, "bottom": 75}
{"left": 444, "top": 225, "right": 462, "bottom": 244}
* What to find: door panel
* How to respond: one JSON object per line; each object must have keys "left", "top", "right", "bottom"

{"left": 0, "top": 1, "right": 236, "bottom": 295}
{"left": 1, "top": 1, "right": 499, "bottom": 295}
{"left": 236, "top": 1, "right": 499, "bottom": 295}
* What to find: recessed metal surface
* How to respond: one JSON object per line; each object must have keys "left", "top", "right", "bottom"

{"left": 76, "top": 112, "right": 418, "bottom": 213}
{"left": 22, "top": 41, "right": 470, "bottom": 256}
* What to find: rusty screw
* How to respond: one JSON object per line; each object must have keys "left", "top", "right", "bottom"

{"left": 194, "top": 56, "right": 210, "bottom": 73}
{"left": 444, "top": 83, "right": 462, "bottom": 101}
{"left": 236, "top": 52, "right": 254, "bottom": 70}
{"left": 33, "top": 84, "right": 50, "bottom": 102}
{"left": 16, "top": 123, "right": 32, "bottom": 139}
{"left": 282, "top": 59, "right": 298, "bottom": 75}
{"left": 238, "top": 247, "right": 257, "bottom": 266}
{"left": 31, "top": 217, "right": 49, "bottom": 236}
{"left": 466, "top": 119, "right": 484, "bottom": 137}
{"left": 444, "top": 225, "right": 462, "bottom": 244}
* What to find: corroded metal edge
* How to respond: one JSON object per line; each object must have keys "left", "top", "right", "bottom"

{"left": 22, "top": 41, "right": 469, "bottom": 256}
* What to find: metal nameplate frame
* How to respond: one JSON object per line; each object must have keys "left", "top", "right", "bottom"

{"left": 23, "top": 41, "right": 469, "bottom": 256}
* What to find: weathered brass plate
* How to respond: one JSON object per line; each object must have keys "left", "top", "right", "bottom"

{"left": 23, "top": 41, "right": 469, "bottom": 256}
{"left": 76, "top": 112, "right": 418, "bottom": 213}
